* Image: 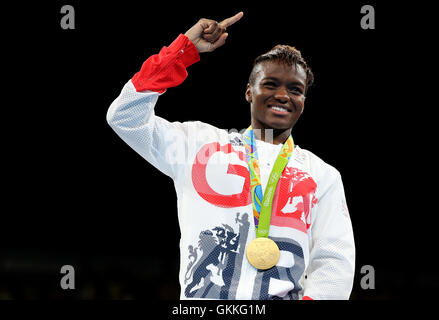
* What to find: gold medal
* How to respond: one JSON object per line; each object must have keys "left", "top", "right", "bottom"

{"left": 246, "top": 237, "right": 280, "bottom": 270}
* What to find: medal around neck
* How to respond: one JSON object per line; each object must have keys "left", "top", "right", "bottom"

{"left": 242, "top": 126, "right": 294, "bottom": 271}
{"left": 246, "top": 237, "right": 280, "bottom": 270}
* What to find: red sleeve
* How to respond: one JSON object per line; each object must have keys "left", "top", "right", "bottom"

{"left": 131, "top": 34, "right": 200, "bottom": 93}
{"left": 302, "top": 296, "right": 313, "bottom": 300}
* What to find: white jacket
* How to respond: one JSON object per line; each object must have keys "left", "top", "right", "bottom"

{"left": 106, "top": 34, "right": 355, "bottom": 300}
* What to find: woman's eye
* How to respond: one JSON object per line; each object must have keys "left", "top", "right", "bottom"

{"left": 264, "top": 82, "right": 277, "bottom": 88}
{"left": 289, "top": 87, "right": 302, "bottom": 94}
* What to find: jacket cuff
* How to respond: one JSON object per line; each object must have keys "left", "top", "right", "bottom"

{"left": 131, "top": 34, "right": 200, "bottom": 93}
{"left": 168, "top": 34, "right": 200, "bottom": 68}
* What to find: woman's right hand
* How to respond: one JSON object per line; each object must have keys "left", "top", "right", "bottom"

{"left": 184, "top": 12, "right": 244, "bottom": 53}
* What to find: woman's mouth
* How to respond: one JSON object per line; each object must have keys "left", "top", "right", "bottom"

{"left": 268, "top": 105, "right": 291, "bottom": 114}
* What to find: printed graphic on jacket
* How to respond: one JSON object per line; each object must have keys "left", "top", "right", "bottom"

{"left": 183, "top": 213, "right": 305, "bottom": 300}
{"left": 191, "top": 142, "right": 318, "bottom": 234}
{"left": 252, "top": 236, "right": 305, "bottom": 300}
{"left": 271, "top": 167, "right": 318, "bottom": 233}
{"left": 184, "top": 212, "right": 250, "bottom": 299}
{"left": 191, "top": 142, "right": 251, "bottom": 208}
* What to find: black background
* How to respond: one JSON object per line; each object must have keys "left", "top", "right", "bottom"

{"left": 1, "top": 0, "right": 436, "bottom": 302}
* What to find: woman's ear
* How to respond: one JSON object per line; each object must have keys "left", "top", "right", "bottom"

{"left": 301, "top": 95, "right": 306, "bottom": 113}
{"left": 245, "top": 83, "right": 252, "bottom": 103}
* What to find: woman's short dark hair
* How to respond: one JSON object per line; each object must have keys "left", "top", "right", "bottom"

{"left": 248, "top": 45, "right": 314, "bottom": 94}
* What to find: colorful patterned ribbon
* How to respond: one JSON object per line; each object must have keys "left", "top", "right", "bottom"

{"left": 243, "top": 126, "right": 294, "bottom": 237}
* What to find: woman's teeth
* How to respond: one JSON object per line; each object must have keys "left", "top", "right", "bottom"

{"left": 270, "top": 106, "right": 288, "bottom": 112}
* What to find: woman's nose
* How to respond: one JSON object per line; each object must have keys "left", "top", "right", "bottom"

{"left": 274, "top": 87, "right": 289, "bottom": 102}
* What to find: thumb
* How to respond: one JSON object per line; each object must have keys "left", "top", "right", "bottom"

{"left": 209, "top": 32, "right": 228, "bottom": 52}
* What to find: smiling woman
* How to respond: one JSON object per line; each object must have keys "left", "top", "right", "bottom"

{"left": 106, "top": 12, "right": 355, "bottom": 300}
{"left": 246, "top": 61, "right": 308, "bottom": 144}
{"left": 245, "top": 44, "right": 314, "bottom": 145}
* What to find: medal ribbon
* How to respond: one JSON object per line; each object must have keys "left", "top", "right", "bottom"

{"left": 243, "top": 126, "right": 294, "bottom": 238}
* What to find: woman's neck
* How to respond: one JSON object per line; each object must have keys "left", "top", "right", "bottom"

{"left": 251, "top": 121, "right": 292, "bottom": 145}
